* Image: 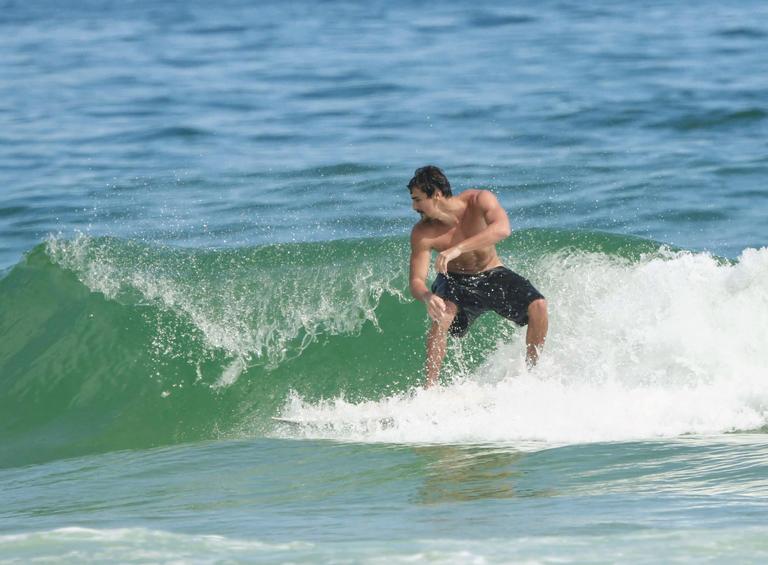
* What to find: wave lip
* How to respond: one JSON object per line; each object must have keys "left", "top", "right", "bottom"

{"left": 43, "top": 233, "right": 407, "bottom": 370}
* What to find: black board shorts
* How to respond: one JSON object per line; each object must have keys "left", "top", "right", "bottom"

{"left": 430, "top": 266, "right": 545, "bottom": 338}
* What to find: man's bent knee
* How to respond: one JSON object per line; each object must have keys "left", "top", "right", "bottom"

{"left": 528, "top": 298, "right": 547, "bottom": 322}
{"left": 435, "top": 300, "right": 458, "bottom": 331}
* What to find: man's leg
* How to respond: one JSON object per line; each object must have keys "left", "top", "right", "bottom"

{"left": 525, "top": 298, "right": 548, "bottom": 368}
{"left": 425, "top": 301, "right": 457, "bottom": 387}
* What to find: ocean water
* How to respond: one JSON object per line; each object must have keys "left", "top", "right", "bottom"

{"left": 1, "top": 0, "right": 768, "bottom": 563}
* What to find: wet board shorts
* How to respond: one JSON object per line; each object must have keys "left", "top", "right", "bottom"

{"left": 430, "top": 266, "right": 545, "bottom": 338}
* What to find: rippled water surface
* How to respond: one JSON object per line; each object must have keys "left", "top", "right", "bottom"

{"left": 2, "top": 0, "right": 766, "bottom": 265}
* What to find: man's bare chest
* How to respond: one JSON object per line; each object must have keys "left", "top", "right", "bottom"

{"left": 427, "top": 216, "right": 487, "bottom": 251}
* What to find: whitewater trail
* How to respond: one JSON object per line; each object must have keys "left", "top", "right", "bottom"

{"left": 276, "top": 247, "right": 768, "bottom": 445}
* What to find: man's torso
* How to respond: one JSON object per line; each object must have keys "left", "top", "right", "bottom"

{"left": 414, "top": 190, "right": 503, "bottom": 274}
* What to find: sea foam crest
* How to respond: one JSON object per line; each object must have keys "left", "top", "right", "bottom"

{"left": 46, "top": 234, "right": 406, "bottom": 386}
{"left": 276, "top": 247, "right": 768, "bottom": 445}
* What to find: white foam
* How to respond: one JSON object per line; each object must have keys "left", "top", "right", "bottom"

{"left": 276, "top": 247, "right": 768, "bottom": 446}
{"left": 0, "top": 527, "right": 312, "bottom": 563}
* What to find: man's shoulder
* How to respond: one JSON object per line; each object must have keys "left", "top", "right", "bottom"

{"left": 410, "top": 220, "right": 436, "bottom": 248}
{"left": 460, "top": 188, "right": 494, "bottom": 200}
{"left": 410, "top": 219, "right": 428, "bottom": 239}
{"left": 461, "top": 189, "right": 500, "bottom": 209}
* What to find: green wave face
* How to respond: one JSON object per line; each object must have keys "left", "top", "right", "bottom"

{"left": 0, "top": 231, "right": 696, "bottom": 467}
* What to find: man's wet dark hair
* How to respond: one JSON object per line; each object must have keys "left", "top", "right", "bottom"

{"left": 407, "top": 165, "right": 452, "bottom": 198}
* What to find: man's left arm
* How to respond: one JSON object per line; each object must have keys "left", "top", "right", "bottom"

{"left": 435, "top": 191, "right": 511, "bottom": 273}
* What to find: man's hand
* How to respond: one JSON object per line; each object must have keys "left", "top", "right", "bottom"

{"left": 434, "top": 246, "right": 462, "bottom": 274}
{"left": 424, "top": 292, "right": 447, "bottom": 322}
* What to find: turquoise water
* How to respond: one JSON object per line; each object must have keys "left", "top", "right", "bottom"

{"left": 2, "top": 0, "right": 768, "bottom": 562}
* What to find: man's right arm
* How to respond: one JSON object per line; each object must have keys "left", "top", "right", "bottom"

{"left": 409, "top": 229, "right": 431, "bottom": 302}
{"left": 409, "top": 229, "right": 446, "bottom": 321}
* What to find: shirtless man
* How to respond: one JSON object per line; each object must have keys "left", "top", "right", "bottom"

{"left": 408, "top": 165, "right": 548, "bottom": 387}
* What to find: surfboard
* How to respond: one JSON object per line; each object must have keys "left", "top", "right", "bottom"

{"left": 271, "top": 416, "right": 313, "bottom": 425}
{"left": 271, "top": 416, "right": 396, "bottom": 428}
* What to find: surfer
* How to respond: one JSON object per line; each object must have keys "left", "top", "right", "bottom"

{"left": 408, "top": 165, "right": 548, "bottom": 387}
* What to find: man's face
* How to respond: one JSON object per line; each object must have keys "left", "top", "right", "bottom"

{"left": 410, "top": 187, "right": 438, "bottom": 220}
